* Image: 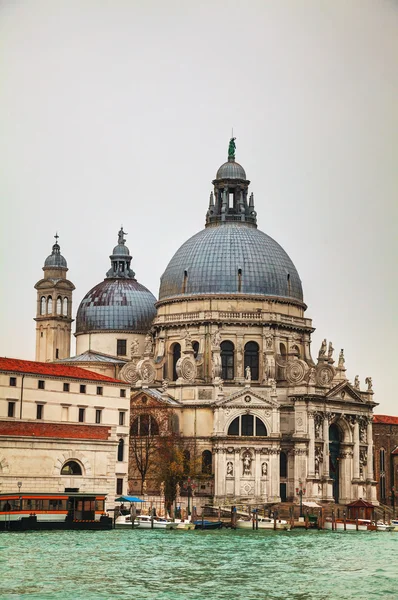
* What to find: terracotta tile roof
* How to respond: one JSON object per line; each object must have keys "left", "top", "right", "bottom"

{"left": 373, "top": 414, "right": 398, "bottom": 425}
{"left": 0, "top": 357, "right": 125, "bottom": 384}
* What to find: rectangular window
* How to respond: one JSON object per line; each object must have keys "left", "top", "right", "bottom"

{"left": 96, "top": 386, "right": 103, "bottom": 396}
{"left": 8, "top": 401, "right": 15, "bottom": 418}
{"left": 63, "top": 382, "right": 70, "bottom": 392}
{"left": 95, "top": 409, "right": 102, "bottom": 424}
{"left": 120, "top": 389, "right": 126, "bottom": 398}
{"left": 38, "top": 380, "right": 45, "bottom": 390}
{"left": 62, "top": 406, "right": 69, "bottom": 422}
{"left": 55, "top": 349, "right": 59, "bottom": 359}
{"left": 116, "top": 339, "right": 127, "bottom": 356}
{"left": 78, "top": 408, "right": 85, "bottom": 422}
{"left": 9, "top": 377, "right": 16, "bottom": 387}
{"left": 119, "top": 411, "right": 126, "bottom": 426}
{"left": 116, "top": 478, "right": 123, "bottom": 495}
{"left": 36, "top": 404, "right": 44, "bottom": 420}
{"left": 80, "top": 385, "right": 86, "bottom": 394}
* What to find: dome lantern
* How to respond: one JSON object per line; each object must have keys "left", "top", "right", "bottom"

{"left": 106, "top": 227, "right": 136, "bottom": 279}
{"left": 206, "top": 137, "right": 257, "bottom": 228}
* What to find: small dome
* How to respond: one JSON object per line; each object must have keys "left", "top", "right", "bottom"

{"left": 159, "top": 223, "right": 303, "bottom": 303}
{"left": 216, "top": 159, "right": 246, "bottom": 180}
{"left": 112, "top": 244, "right": 130, "bottom": 256}
{"left": 44, "top": 242, "right": 67, "bottom": 268}
{"left": 76, "top": 279, "right": 157, "bottom": 333}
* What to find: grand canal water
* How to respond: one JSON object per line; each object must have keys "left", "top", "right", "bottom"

{"left": 0, "top": 529, "right": 397, "bottom": 600}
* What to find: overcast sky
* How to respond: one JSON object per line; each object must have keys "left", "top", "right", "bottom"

{"left": 0, "top": 0, "right": 397, "bottom": 414}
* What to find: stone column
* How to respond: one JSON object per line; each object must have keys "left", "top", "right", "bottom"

{"left": 214, "top": 448, "right": 221, "bottom": 497}
{"left": 367, "top": 418, "right": 374, "bottom": 480}
{"left": 234, "top": 449, "right": 240, "bottom": 498}
{"left": 271, "top": 407, "right": 279, "bottom": 435}
{"left": 270, "top": 450, "right": 280, "bottom": 502}
{"left": 308, "top": 412, "right": 315, "bottom": 477}
{"left": 323, "top": 416, "right": 330, "bottom": 478}
{"left": 353, "top": 419, "right": 360, "bottom": 480}
{"left": 254, "top": 450, "right": 261, "bottom": 497}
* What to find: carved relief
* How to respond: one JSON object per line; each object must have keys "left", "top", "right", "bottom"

{"left": 176, "top": 355, "right": 197, "bottom": 383}
{"left": 261, "top": 462, "right": 268, "bottom": 476}
{"left": 144, "top": 333, "right": 154, "bottom": 356}
{"left": 316, "top": 364, "right": 335, "bottom": 387}
{"left": 136, "top": 358, "right": 156, "bottom": 384}
{"left": 359, "top": 448, "right": 368, "bottom": 477}
{"left": 130, "top": 339, "right": 140, "bottom": 358}
{"left": 358, "top": 416, "right": 367, "bottom": 443}
{"left": 285, "top": 358, "right": 307, "bottom": 385}
{"left": 119, "top": 360, "right": 139, "bottom": 384}
{"left": 226, "top": 461, "right": 234, "bottom": 476}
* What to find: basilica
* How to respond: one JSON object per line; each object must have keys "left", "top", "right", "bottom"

{"left": 1, "top": 139, "right": 378, "bottom": 508}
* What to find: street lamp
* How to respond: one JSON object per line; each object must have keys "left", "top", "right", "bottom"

{"left": 296, "top": 479, "right": 306, "bottom": 518}
{"left": 183, "top": 477, "right": 196, "bottom": 516}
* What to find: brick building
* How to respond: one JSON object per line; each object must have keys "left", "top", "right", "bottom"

{"left": 372, "top": 415, "right": 398, "bottom": 508}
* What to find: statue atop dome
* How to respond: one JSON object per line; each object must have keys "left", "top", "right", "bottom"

{"left": 228, "top": 137, "right": 236, "bottom": 159}
{"left": 118, "top": 227, "right": 127, "bottom": 245}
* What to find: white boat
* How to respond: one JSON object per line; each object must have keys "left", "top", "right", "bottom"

{"left": 115, "top": 514, "right": 174, "bottom": 529}
{"left": 376, "top": 521, "right": 395, "bottom": 532}
{"left": 236, "top": 516, "right": 289, "bottom": 530}
{"left": 391, "top": 520, "right": 398, "bottom": 532}
{"left": 167, "top": 519, "right": 196, "bottom": 530}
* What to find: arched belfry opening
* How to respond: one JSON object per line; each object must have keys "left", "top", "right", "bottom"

{"left": 329, "top": 423, "right": 341, "bottom": 503}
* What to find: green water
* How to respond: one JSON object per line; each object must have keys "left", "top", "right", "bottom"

{"left": 0, "top": 529, "right": 397, "bottom": 600}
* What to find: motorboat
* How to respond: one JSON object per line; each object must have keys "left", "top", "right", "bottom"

{"left": 376, "top": 521, "right": 395, "bottom": 532}
{"left": 236, "top": 516, "right": 289, "bottom": 530}
{"left": 391, "top": 519, "right": 398, "bottom": 532}
{"left": 168, "top": 519, "right": 195, "bottom": 530}
{"left": 193, "top": 520, "right": 223, "bottom": 530}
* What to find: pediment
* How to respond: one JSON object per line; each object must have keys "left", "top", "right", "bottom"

{"left": 326, "top": 381, "right": 364, "bottom": 403}
{"left": 214, "top": 387, "right": 279, "bottom": 409}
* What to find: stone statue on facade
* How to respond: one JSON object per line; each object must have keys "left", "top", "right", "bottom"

{"left": 315, "top": 446, "right": 323, "bottom": 475}
{"left": 142, "top": 480, "right": 147, "bottom": 495}
{"left": 245, "top": 365, "right": 251, "bottom": 382}
{"left": 327, "top": 341, "right": 334, "bottom": 361}
{"left": 226, "top": 461, "right": 234, "bottom": 476}
{"left": 144, "top": 333, "right": 154, "bottom": 356}
{"left": 318, "top": 339, "right": 327, "bottom": 359}
{"left": 212, "top": 329, "right": 222, "bottom": 348}
{"left": 130, "top": 338, "right": 140, "bottom": 358}
{"left": 261, "top": 462, "right": 268, "bottom": 476}
{"left": 161, "top": 378, "right": 169, "bottom": 393}
{"left": 308, "top": 367, "right": 316, "bottom": 385}
{"left": 269, "top": 378, "right": 277, "bottom": 395}
{"left": 183, "top": 327, "right": 193, "bottom": 351}
{"left": 354, "top": 375, "right": 360, "bottom": 390}
{"left": 365, "top": 377, "right": 373, "bottom": 392}
{"left": 242, "top": 452, "right": 252, "bottom": 476}
{"left": 338, "top": 349, "right": 345, "bottom": 368}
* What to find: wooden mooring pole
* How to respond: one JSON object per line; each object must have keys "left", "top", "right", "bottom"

{"left": 343, "top": 510, "right": 347, "bottom": 531}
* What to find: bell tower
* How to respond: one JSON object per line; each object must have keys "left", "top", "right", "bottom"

{"left": 34, "top": 234, "right": 75, "bottom": 362}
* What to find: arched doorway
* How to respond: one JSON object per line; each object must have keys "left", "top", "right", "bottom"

{"left": 329, "top": 424, "right": 341, "bottom": 503}
{"left": 280, "top": 451, "right": 287, "bottom": 502}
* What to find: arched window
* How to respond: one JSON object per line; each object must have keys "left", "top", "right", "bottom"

{"left": 40, "top": 296, "right": 46, "bottom": 315}
{"left": 280, "top": 452, "right": 287, "bottom": 478}
{"left": 117, "top": 438, "right": 125, "bottom": 462}
{"left": 61, "top": 460, "right": 82, "bottom": 475}
{"left": 280, "top": 342, "right": 287, "bottom": 357}
{"left": 202, "top": 450, "right": 212, "bottom": 474}
{"left": 244, "top": 342, "right": 259, "bottom": 380}
{"left": 172, "top": 343, "right": 181, "bottom": 381}
{"left": 63, "top": 297, "right": 68, "bottom": 315}
{"left": 56, "top": 296, "right": 62, "bottom": 314}
{"left": 47, "top": 296, "right": 53, "bottom": 314}
{"left": 227, "top": 415, "right": 268, "bottom": 437}
{"left": 380, "top": 448, "right": 386, "bottom": 500}
{"left": 192, "top": 341, "right": 200, "bottom": 359}
{"left": 130, "top": 414, "right": 159, "bottom": 436}
{"left": 221, "top": 341, "right": 234, "bottom": 380}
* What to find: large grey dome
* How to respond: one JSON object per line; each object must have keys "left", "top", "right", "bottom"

{"left": 76, "top": 279, "right": 156, "bottom": 333}
{"left": 159, "top": 223, "right": 303, "bottom": 303}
